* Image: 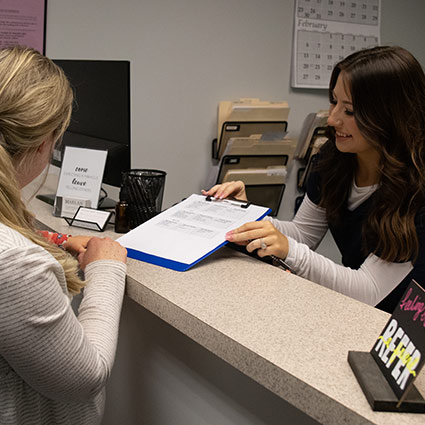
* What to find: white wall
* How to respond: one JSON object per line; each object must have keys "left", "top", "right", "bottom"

{"left": 46, "top": 0, "right": 425, "bottom": 213}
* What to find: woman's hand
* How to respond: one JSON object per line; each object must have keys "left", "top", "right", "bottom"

{"left": 225, "top": 220, "right": 289, "bottom": 259}
{"left": 202, "top": 180, "right": 247, "bottom": 201}
{"left": 78, "top": 237, "right": 127, "bottom": 270}
{"left": 63, "top": 235, "right": 92, "bottom": 256}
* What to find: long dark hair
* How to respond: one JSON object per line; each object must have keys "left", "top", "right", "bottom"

{"left": 317, "top": 46, "right": 425, "bottom": 262}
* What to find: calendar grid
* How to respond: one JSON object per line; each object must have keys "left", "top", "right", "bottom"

{"left": 292, "top": 0, "right": 380, "bottom": 88}
{"left": 297, "top": 0, "right": 379, "bottom": 26}
{"left": 296, "top": 30, "right": 378, "bottom": 87}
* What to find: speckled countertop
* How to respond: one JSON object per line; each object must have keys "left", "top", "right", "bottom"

{"left": 26, "top": 175, "right": 425, "bottom": 425}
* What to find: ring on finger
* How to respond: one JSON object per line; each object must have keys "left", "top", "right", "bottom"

{"left": 260, "top": 238, "right": 267, "bottom": 250}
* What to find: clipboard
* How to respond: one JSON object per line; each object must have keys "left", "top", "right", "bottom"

{"left": 117, "top": 194, "right": 271, "bottom": 271}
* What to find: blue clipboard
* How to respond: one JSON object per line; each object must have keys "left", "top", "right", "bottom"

{"left": 126, "top": 240, "right": 230, "bottom": 272}
{"left": 117, "top": 194, "right": 271, "bottom": 272}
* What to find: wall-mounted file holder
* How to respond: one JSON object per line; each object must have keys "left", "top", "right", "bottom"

{"left": 213, "top": 121, "right": 289, "bottom": 160}
{"left": 216, "top": 99, "right": 290, "bottom": 150}
{"left": 216, "top": 154, "right": 290, "bottom": 216}
{"left": 294, "top": 110, "right": 328, "bottom": 160}
{"left": 211, "top": 120, "right": 296, "bottom": 217}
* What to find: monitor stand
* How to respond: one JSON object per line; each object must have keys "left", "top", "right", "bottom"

{"left": 35, "top": 193, "right": 117, "bottom": 210}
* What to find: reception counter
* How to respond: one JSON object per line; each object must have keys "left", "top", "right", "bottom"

{"left": 25, "top": 175, "right": 425, "bottom": 425}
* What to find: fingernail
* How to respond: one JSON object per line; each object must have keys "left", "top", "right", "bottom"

{"left": 225, "top": 231, "right": 233, "bottom": 241}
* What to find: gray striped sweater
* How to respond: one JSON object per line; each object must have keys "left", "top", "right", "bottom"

{"left": 0, "top": 222, "right": 126, "bottom": 424}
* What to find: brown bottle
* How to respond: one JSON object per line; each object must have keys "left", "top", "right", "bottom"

{"left": 115, "top": 186, "right": 130, "bottom": 233}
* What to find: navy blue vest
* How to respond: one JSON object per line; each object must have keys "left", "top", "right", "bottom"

{"left": 307, "top": 171, "right": 425, "bottom": 313}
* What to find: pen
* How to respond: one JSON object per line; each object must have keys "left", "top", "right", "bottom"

{"left": 270, "top": 255, "right": 296, "bottom": 274}
{"left": 205, "top": 195, "right": 251, "bottom": 209}
{"left": 245, "top": 237, "right": 296, "bottom": 274}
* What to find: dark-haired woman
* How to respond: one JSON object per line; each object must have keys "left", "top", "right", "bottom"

{"left": 203, "top": 45, "right": 425, "bottom": 313}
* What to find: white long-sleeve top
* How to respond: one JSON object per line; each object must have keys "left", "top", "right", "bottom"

{"left": 0, "top": 222, "right": 126, "bottom": 425}
{"left": 266, "top": 184, "right": 413, "bottom": 307}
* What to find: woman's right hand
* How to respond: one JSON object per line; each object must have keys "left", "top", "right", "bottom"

{"left": 77, "top": 237, "right": 127, "bottom": 270}
{"left": 202, "top": 180, "right": 248, "bottom": 201}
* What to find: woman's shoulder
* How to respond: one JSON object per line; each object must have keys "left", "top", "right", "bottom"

{"left": 0, "top": 222, "right": 54, "bottom": 261}
{"left": 0, "top": 222, "right": 67, "bottom": 293}
{"left": 0, "top": 222, "right": 34, "bottom": 249}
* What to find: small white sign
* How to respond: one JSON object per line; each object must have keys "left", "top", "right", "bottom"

{"left": 65, "top": 207, "right": 112, "bottom": 232}
{"left": 54, "top": 146, "right": 107, "bottom": 217}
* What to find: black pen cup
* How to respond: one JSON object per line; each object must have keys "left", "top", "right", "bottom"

{"left": 121, "top": 169, "right": 166, "bottom": 228}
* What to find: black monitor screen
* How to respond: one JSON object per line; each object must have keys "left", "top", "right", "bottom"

{"left": 52, "top": 59, "right": 131, "bottom": 188}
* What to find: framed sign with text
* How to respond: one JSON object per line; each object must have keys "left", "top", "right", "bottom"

{"left": 0, "top": 0, "right": 47, "bottom": 54}
{"left": 54, "top": 146, "right": 108, "bottom": 218}
{"left": 348, "top": 280, "right": 425, "bottom": 413}
{"left": 372, "top": 280, "right": 425, "bottom": 399}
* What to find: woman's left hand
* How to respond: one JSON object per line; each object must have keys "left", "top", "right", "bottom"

{"left": 63, "top": 235, "right": 92, "bottom": 256}
{"left": 225, "top": 220, "right": 289, "bottom": 259}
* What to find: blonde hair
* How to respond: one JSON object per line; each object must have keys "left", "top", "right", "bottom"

{"left": 0, "top": 46, "right": 84, "bottom": 295}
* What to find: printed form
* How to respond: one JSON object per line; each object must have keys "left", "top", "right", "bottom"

{"left": 117, "top": 194, "right": 270, "bottom": 270}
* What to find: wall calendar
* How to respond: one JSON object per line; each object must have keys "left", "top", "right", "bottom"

{"left": 291, "top": 0, "right": 381, "bottom": 89}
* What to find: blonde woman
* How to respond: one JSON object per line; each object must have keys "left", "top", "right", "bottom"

{"left": 0, "top": 46, "right": 127, "bottom": 424}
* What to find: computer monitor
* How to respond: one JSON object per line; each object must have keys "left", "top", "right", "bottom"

{"left": 44, "top": 59, "right": 131, "bottom": 208}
